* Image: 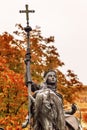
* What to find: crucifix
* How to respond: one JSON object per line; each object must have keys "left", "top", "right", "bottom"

{"left": 19, "top": 4, "right": 35, "bottom": 128}
{"left": 20, "top": 4, "right": 35, "bottom": 26}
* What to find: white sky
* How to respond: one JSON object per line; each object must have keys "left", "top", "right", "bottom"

{"left": 0, "top": 0, "right": 87, "bottom": 85}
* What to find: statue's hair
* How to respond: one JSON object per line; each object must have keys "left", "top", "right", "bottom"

{"left": 43, "top": 69, "right": 56, "bottom": 78}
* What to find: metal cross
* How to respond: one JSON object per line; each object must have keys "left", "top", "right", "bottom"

{"left": 19, "top": 4, "right": 35, "bottom": 26}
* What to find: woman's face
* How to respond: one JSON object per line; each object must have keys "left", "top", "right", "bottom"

{"left": 46, "top": 71, "right": 57, "bottom": 84}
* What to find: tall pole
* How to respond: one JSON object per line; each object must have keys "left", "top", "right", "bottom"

{"left": 19, "top": 4, "right": 35, "bottom": 127}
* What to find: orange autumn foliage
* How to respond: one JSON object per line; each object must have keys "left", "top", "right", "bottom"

{"left": 0, "top": 56, "right": 27, "bottom": 129}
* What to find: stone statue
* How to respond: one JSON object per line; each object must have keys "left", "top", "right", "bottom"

{"left": 22, "top": 70, "right": 82, "bottom": 130}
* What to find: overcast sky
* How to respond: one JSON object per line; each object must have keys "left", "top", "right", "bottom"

{"left": 0, "top": 0, "right": 87, "bottom": 85}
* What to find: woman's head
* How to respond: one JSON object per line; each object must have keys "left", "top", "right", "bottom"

{"left": 44, "top": 70, "right": 57, "bottom": 85}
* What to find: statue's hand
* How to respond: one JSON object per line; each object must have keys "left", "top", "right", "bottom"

{"left": 71, "top": 103, "right": 77, "bottom": 111}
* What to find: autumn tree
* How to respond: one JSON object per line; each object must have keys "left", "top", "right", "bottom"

{"left": 0, "top": 24, "right": 84, "bottom": 129}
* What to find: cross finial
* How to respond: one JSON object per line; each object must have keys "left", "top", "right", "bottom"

{"left": 19, "top": 4, "right": 35, "bottom": 26}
